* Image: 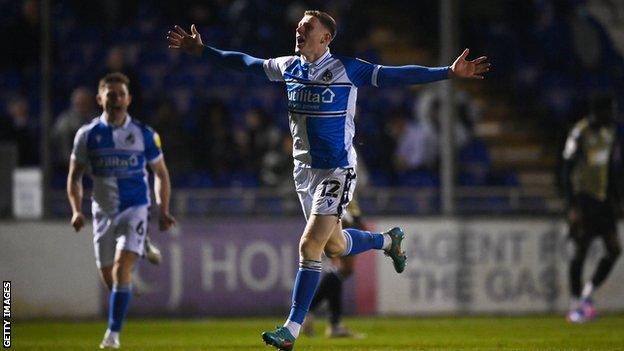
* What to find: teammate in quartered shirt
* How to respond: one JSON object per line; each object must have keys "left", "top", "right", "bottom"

{"left": 67, "top": 72, "right": 176, "bottom": 349}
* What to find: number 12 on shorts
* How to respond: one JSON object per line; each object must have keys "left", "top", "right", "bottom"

{"left": 320, "top": 180, "right": 340, "bottom": 198}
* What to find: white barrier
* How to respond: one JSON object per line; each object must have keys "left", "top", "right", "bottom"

{"left": 375, "top": 218, "right": 624, "bottom": 314}
{"left": 0, "top": 222, "right": 100, "bottom": 318}
{"left": 1, "top": 219, "right": 622, "bottom": 318}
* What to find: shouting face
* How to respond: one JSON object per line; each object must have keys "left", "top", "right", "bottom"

{"left": 97, "top": 82, "right": 131, "bottom": 118}
{"left": 295, "top": 15, "right": 332, "bottom": 59}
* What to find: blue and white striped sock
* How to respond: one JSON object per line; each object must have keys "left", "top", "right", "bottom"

{"left": 108, "top": 283, "right": 132, "bottom": 332}
{"left": 284, "top": 259, "right": 322, "bottom": 338}
{"left": 342, "top": 228, "right": 385, "bottom": 256}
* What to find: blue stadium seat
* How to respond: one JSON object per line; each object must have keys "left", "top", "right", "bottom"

{"left": 487, "top": 170, "right": 519, "bottom": 186}
{"left": 228, "top": 173, "right": 260, "bottom": 188}
{"left": 459, "top": 139, "right": 491, "bottom": 165}
{"left": 368, "top": 170, "right": 390, "bottom": 187}
{"left": 458, "top": 171, "right": 484, "bottom": 186}
{"left": 458, "top": 140, "right": 492, "bottom": 186}
{"left": 172, "top": 172, "right": 214, "bottom": 188}
{"left": 397, "top": 170, "right": 439, "bottom": 188}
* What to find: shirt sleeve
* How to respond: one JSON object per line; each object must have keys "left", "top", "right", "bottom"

{"left": 143, "top": 127, "right": 163, "bottom": 163}
{"left": 377, "top": 65, "right": 450, "bottom": 87}
{"left": 263, "top": 56, "right": 297, "bottom": 82}
{"left": 70, "top": 126, "right": 89, "bottom": 164}
{"left": 338, "top": 56, "right": 380, "bottom": 87}
{"left": 202, "top": 46, "right": 266, "bottom": 77}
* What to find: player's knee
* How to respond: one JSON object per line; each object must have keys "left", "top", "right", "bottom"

{"left": 300, "top": 237, "right": 324, "bottom": 260}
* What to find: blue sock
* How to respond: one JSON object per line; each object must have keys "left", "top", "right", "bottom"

{"left": 287, "top": 260, "right": 322, "bottom": 325}
{"left": 108, "top": 283, "right": 132, "bottom": 332}
{"left": 342, "top": 228, "right": 384, "bottom": 255}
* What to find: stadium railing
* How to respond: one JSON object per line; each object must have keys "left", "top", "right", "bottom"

{"left": 47, "top": 186, "right": 563, "bottom": 217}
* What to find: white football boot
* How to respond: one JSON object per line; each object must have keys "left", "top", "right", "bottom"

{"left": 99, "top": 329, "right": 120, "bottom": 349}
{"left": 144, "top": 236, "right": 162, "bottom": 265}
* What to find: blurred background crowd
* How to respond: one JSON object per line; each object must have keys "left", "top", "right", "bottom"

{"left": 0, "top": 0, "right": 623, "bottom": 210}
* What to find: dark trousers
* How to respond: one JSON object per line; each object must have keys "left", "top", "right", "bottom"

{"left": 569, "top": 194, "right": 622, "bottom": 298}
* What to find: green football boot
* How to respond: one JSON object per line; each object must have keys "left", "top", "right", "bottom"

{"left": 383, "top": 227, "right": 407, "bottom": 273}
{"left": 262, "top": 326, "right": 296, "bottom": 351}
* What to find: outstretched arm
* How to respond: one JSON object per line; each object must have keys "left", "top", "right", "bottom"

{"left": 377, "top": 48, "right": 490, "bottom": 87}
{"left": 167, "top": 24, "right": 265, "bottom": 76}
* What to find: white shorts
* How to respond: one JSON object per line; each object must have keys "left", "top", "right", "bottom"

{"left": 92, "top": 205, "right": 149, "bottom": 268}
{"left": 293, "top": 166, "right": 357, "bottom": 220}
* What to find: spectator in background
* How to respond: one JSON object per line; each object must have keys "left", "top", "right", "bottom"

{"left": 260, "top": 134, "right": 294, "bottom": 192}
{"left": 235, "top": 108, "right": 282, "bottom": 175}
{"left": 6, "top": 96, "right": 38, "bottom": 166}
{"left": 150, "top": 99, "right": 193, "bottom": 177}
{"left": 414, "top": 86, "right": 480, "bottom": 152}
{"left": 52, "top": 87, "right": 95, "bottom": 171}
{"left": 386, "top": 110, "right": 437, "bottom": 173}
{"left": 100, "top": 46, "right": 143, "bottom": 118}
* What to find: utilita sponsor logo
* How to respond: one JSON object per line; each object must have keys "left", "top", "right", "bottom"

{"left": 3, "top": 281, "right": 10, "bottom": 348}
{"left": 94, "top": 155, "right": 139, "bottom": 168}
{"left": 288, "top": 88, "right": 335, "bottom": 104}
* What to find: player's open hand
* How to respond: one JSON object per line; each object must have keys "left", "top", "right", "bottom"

{"left": 450, "top": 48, "right": 490, "bottom": 80}
{"left": 71, "top": 212, "right": 85, "bottom": 232}
{"left": 159, "top": 212, "right": 176, "bottom": 231}
{"left": 167, "top": 24, "right": 204, "bottom": 56}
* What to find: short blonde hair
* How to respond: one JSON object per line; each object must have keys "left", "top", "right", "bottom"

{"left": 98, "top": 72, "right": 130, "bottom": 91}
{"left": 304, "top": 10, "right": 337, "bottom": 39}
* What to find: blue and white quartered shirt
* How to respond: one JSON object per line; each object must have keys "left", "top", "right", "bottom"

{"left": 263, "top": 49, "right": 379, "bottom": 169}
{"left": 71, "top": 114, "right": 163, "bottom": 214}
{"left": 200, "top": 44, "right": 449, "bottom": 169}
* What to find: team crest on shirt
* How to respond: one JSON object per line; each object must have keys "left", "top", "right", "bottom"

{"left": 95, "top": 134, "right": 102, "bottom": 144}
{"left": 321, "top": 69, "right": 333, "bottom": 82}
{"left": 125, "top": 133, "right": 135, "bottom": 145}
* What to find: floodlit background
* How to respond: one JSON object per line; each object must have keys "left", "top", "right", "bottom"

{"left": 1, "top": 0, "right": 623, "bottom": 338}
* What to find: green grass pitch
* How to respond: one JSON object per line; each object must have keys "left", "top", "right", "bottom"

{"left": 14, "top": 314, "right": 624, "bottom": 350}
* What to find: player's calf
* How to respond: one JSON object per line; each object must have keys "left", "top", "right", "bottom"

{"left": 323, "top": 239, "right": 346, "bottom": 258}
